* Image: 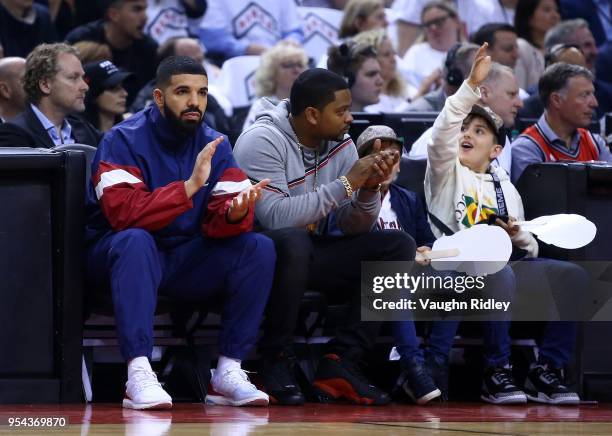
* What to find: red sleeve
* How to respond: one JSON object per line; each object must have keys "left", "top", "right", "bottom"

{"left": 202, "top": 167, "right": 254, "bottom": 238}
{"left": 94, "top": 161, "right": 193, "bottom": 231}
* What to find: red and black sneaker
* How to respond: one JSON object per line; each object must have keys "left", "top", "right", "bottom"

{"left": 312, "top": 353, "right": 390, "bottom": 406}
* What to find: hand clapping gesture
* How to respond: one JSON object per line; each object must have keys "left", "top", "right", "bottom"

{"left": 227, "top": 179, "right": 270, "bottom": 223}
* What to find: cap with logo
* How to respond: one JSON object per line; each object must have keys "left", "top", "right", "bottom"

{"left": 83, "top": 60, "right": 133, "bottom": 99}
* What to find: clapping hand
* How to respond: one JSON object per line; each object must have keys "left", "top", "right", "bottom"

{"left": 226, "top": 179, "right": 270, "bottom": 223}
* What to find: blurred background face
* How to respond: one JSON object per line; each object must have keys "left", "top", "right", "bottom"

{"left": 482, "top": 72, "right": 523, "bottom": 128}
{"left": 490, "top": 31, "right": 519, "bottom": 68}
{"left": 557, "top": 76, "right": 598, "bottom": 128}
{"left": 96, "top": 84, "right": 127, "bottom": 116}
{"left": 110, "top": 0, "right": 147, "bottom": 40}
{"left": 351, "top": 57, "right": 383, "bottom": 108}
{"left": 376, "top": 38, "right": 397, "bottom": 83}
{"left": 359, "top": 6, "right": 388, "bottom": 31}
{"left": 422, "top": 7, "right": 460, "bottom": 52}
{"left": 274, "top": 55, "right": 307, "bottom": 98}
{"left": 529, "top": 0, "right": 560, "bottom": 37}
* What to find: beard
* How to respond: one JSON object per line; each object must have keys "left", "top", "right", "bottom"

{"left": 163, "top": 104, "right": 204, "bottom": 138}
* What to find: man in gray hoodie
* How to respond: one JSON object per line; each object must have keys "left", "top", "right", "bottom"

{"left": 234, "top": 68, "right": 417, "bottom": 406}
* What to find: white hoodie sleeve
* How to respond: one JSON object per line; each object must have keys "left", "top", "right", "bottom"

{"left": 426, "top": 81, "right": 481, "bottom": 197}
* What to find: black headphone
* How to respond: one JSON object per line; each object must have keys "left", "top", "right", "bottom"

{"left": 337, "top": 41, "right": 377, "bottom": 89}
{"left": 338, "top": 42, "right": 356, "bottom": 88}
{"left": 445, "top": 43, "right": 464, "bottom": 88}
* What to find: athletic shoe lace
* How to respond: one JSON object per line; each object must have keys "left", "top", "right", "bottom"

{"left": 220, "top": 368, "right": 256, "bottom": 391}
{"left": 493, "top": 368, "right": 515, "bottom": 386}
{"left": 130, "top": 369, "right": 162, "bottom": 393}
{"left": 539, "top": 367, "right": 562, "bottom": 386}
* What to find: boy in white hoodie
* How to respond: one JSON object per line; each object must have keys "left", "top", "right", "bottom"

{"left": 426, "top": 43, "right": 584, "bottom": 405}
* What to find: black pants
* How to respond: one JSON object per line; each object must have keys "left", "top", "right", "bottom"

{"left": 259, "top": 228, "right": 416, "bottom": 357}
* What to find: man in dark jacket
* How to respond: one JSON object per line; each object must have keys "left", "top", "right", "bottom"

{"left": 65, "top": 0, "right": 158, "bottom": 106}
{"left": 0, "top": 43, "right": 100, "bottom": 148}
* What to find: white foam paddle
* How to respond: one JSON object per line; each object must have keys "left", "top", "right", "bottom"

{"left": 516, "top": 214, "right": 597, "bottom": 249}
{"left": 426, "top": 225, "right": 512, "bottom": 276}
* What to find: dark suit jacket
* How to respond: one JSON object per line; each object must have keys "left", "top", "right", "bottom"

{"left": 0, "top": 105, "right": 101, "bottom": 148}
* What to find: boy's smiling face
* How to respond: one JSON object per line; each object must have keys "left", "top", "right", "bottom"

{"left": 458, "top": 115, "right": 502, "bottom": 173}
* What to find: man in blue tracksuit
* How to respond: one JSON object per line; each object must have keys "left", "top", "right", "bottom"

{"left": 86, "top": 56, "right": 275, "bottom": 409}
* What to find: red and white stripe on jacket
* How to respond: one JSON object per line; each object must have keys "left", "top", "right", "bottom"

{"left": 94, "top": 162, "right": 254, "bottom": 238}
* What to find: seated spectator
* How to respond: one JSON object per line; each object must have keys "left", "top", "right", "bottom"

{"left": 197, "top": 0, "right": 303, "bottom": 62}
{"left": 392, "top": 0, "right": 516, "bottom": 58}
{"left": 145, "top": 0, "right": 207, "bottom": 45}
{"left": 83, "top": 60, "right": 133, "bottom": 132}
{"left": 402, "top": 1, "right": 463, "bottom": 91}
{"left": 0, "top": 0, "right": 58, "bottom": 57}
{"left": 0, "top": 56, "right": 26, "bottom": 123}
{"left": 243, "top": 41, "right": 307, "bottom": 131}
{"left": 426, "top": 45, "right": 584, "bottom": 405}
{"left": 73, "top": 41, "right": 113, "bottom": 64}
{"left": 66, "top": 0, "right": 158, "bottom": 107}
{"left": 351, "top": 28, "right": 413, "bottom": 112}
{"left": 234, "top": 68, "right": 416, "bottom": 406}
{"left": 511, "top": 62, "right": 612, "bottom": 183}
{"left": 514, "top": 0, "right": 561, "bottom": 89}
{"left": 545, "top": 19, "right": 599, "bottom": 73}
{"left": 130, "top": 37, "right": 231, "bottom": 136}
{"left": 338, "top": 0, "right": 388, "bottom": 39}
{"left": 355, "top": 125, "right": 443, "bottom": 403}
{"left": 518, "top": 43, "right": 586, "bottom": 118}
{"left": 405, "top": 42, "right": 478, "bottom": 112}
{"left": 327, "top": 40, "right": 384, "bottom": 112}
{"left": 0, "top": 43, "right": 100, "bottom": 148}
{"left": 535, "top": 19, "right": 612, "bottom": 116}
{"left": 479, "top": 63, "right": 524, "bottom": 176}
{"left": 86, "top": 55, "right": 275, "bottom": 410}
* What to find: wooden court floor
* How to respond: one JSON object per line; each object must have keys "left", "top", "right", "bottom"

{"left": 2, "top": 403, "right": 612, "bottom": 435}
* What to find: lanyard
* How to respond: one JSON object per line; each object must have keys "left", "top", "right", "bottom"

{"left": 489, "top": 171, "right": 508, "bottom": 217}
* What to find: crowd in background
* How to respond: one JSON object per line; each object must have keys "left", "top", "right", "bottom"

{"left": 0, "top": 0, "right": 610, "bottom": 146}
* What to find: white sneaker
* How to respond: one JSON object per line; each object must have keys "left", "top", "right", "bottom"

{"left": 206, "top": 368, "right": 269, "bottom": 406}
{"left": 123, "top": 369, "right": 173, "bottom": 410}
